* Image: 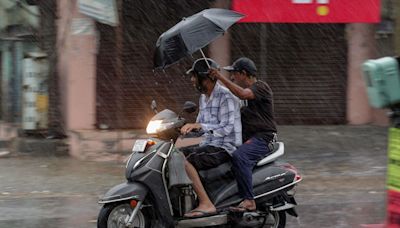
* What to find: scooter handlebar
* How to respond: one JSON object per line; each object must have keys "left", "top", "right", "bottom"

{"left": 180, "top": 129, "right": 205, "bottom": 138}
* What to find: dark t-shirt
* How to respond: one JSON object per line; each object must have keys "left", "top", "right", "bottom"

{"left": 241, "top": 80, "right": 277, "bottom": 142}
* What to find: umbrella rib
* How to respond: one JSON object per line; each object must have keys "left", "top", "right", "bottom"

{"left": 199, "top": 48, "right": 211, "bottom": 69}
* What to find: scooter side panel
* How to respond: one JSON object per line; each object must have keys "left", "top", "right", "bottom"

{"left": 253, "top": 164, "right": 295, "bottom": 192}
{"left": 125, "top": 139, "right": 164, "bottom": 180}
{"left": 138, "top": 170, "right": 175, "bottom": 226}
{"left": 129, "top": 141, "right": 175, "bottom": 226}
{"left": 212, "top": 164, "right": 295, "bottom": 208}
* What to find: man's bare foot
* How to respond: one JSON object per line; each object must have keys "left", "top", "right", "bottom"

{"left": 184, "top": 204, "right": 217, "bottom": 218}
{"left": 239, "top": 199, "right": 256, "bottom": 210}
{"left": 230, "top": 199, "right": 257, "bottom": 212}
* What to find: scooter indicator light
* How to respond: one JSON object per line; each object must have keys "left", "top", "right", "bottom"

{"left": 147, "top": 140, "right": 156, "bottom": 146}
{"left": 130, "top": 200, "right": 138, "bottom": 208}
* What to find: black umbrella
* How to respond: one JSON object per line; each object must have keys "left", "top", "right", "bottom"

{"left": 154, "top": 8, "right": 245, "bottom": 69}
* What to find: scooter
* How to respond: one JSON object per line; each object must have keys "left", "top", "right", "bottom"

{"left": 97, "top": 101, "right": 302, "bottom": 228}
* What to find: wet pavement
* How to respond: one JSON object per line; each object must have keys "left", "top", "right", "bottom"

{"left": 0, "top": 156, "right": 125, "bottom": 228}
{"left": 0, "top": 125, "right": 389, "bottom": 228}
{"left": 279, "top": 126, "right": 388, "bottom": 228}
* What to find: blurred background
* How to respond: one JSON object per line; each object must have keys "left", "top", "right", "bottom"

{"left": 0, "top": 0, "right": 396, "bottom": 227}
{"left": 0, "top": 1, "right": 394, "bottom": 153}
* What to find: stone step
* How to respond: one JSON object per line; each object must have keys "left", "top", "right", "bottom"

{"left": 10, "top": 138, "right": 69, "bottom": 156}
{"left": 0, "top": 140, "right": 10, "bottom": 149}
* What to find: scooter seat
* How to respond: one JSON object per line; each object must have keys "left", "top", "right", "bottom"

{"left": 199, "top": 162, "right": 232, "bottom": 183}
{"left": 198, "top": 142, "right": 284, "bottom": 181}
{"left": 256, "top": 142, "right": 284, "bottom": 166}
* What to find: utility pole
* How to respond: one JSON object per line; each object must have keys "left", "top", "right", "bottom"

{"left": 395, "top": 0, "right": 400, "bottom": 54}
{"left": 116, "top": 0, "right": 123, "bottom": 121}
{"left": 116, "top": 0, "right": 123, "bottom": 151}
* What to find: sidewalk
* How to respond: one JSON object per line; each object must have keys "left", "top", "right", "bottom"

{"left": 1, "top": 125, "right": 388, "bottom": 162}
{"left": 64, "top": 124, "right": 388, "bottom": 162}
{"left": 277, "top": 125, "right": 388, "bottom": 155}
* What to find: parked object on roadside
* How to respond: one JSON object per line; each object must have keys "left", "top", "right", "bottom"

{"left": 0, "top": 150, "right": 10, "bottom": 158}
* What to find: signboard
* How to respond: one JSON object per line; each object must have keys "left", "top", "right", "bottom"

{"left": 71, "top": 18, "right": 95, "bottom": 35}
{"left": 78, "top": 0, "right": 118, "bottom": 26}
{"left": 232, "top": 0, "right": 381, "bottom": 23}
{"left": 387, "top": 128, "right": 400, "bottom": 227}
{"left": 22, "top": 53, "right": 49, "bottom": 130}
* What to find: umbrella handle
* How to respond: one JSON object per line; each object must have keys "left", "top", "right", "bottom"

{"left": 200, "top": 48, "right": 211, "bottom": 69}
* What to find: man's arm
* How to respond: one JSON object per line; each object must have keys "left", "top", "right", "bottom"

{"left": 181, "top": 102, "right": 203, "bottom": 135}
{"left": 209, "top": 69, "right": 255, "bottom": 100}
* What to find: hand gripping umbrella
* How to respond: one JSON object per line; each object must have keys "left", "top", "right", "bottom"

{"left": 153, "top": 8, "right": 244, "bottom": 69}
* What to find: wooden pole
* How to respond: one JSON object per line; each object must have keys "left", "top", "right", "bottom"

{"left": 116, "top": 0, "right": 123, "bottom": 150}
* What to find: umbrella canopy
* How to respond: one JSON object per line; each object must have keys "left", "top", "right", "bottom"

{"left": 154, "top": 8, "right": 245, "bottom": 69}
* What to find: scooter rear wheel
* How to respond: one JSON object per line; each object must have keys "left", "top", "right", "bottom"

{"left": 263, "top": 211, "right": 286, "bottom": 228}
{"left": 97, "top": 202, "right": 151, "bottom": 228}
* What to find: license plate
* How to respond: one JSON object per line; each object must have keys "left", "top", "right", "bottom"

{"left": 132, "top": 139, "right": 147, "bottom": 152}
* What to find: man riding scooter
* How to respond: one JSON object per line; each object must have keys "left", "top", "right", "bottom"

{"left": 210, "top": 57, "right": 277, "bottom": 212}
{"left": 180, "top": 57, "right": 242, "bottom": 218}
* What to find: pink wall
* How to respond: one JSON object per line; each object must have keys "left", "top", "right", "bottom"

{"left": 346, "top": 24, "right": 389, "bottom": 126}
{"left": 57, "top": 0, "right": 96, "bottom": 130}
{"left": 209, "top": 0, "right": 231, "bottom": 74}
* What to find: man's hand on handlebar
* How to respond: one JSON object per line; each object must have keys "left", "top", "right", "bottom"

{"left": 180, "top": 123, "right": 202, "bottom": 135}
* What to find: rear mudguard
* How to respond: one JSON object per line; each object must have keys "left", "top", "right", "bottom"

{"left": 286, "top": 208, "right": 298, "bottom": 217}
{"left": 98, "top": 182, "right": 148, "bottom": 204}
{"left": 269, "top": 193, "right": 299, "bottom": 217}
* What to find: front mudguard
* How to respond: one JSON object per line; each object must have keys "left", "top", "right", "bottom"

{"left": 98, "top": 182, "right": 148, "bottom": 204}
{"left": 98, "top": 182, "right": 175, "bottom": 227}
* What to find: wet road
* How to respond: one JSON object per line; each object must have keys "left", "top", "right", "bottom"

{"left": 0, "top": 156, "right": 125, "bottom": 228}
{"left": 281, "top": 126, "right": 388, "bottom": 227}
{"left": 0, "top": 126, "right": 389, "bottom": 227}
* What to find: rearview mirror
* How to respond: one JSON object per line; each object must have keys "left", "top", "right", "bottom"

{"left": 151, "top": 100, "right": 158, "bottom": 113}
{"left": 183, "top": 101, "right": 197, "bottom": 113}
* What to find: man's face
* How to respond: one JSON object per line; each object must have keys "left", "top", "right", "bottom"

{"left": 191, "top": 73, "right": 207, "bottom": 93}
{"left": 230, "top": 71, "right": 246, "bottom": 88}
{"left": 191, "top": 74, "right": 199, "bottom": 88}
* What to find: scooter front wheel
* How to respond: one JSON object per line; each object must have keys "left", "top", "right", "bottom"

{"left": 97, "top": 202, "right": 151, "bottom": 228}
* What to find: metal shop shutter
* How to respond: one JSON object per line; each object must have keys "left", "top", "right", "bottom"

{"left": 230, "top": 24, "right": 347, "bottom": 124}
{"left": 96, "top": 0, "right": 209, "bottom": 129}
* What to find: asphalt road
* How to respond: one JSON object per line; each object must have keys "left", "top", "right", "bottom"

{"left": 0, "top": 125, "right": 389, "bottom": 228}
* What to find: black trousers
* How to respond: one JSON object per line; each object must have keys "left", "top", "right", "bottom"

{"left": 180, "top": 145, "right": 230, "bottom": 171}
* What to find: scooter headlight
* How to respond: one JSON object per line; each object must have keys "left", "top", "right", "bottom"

{"left": 146, "top": 120, "right": 174, "bottom": 134}
{"left": 146, "top": 120, "right": 162, "bottom": 134}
